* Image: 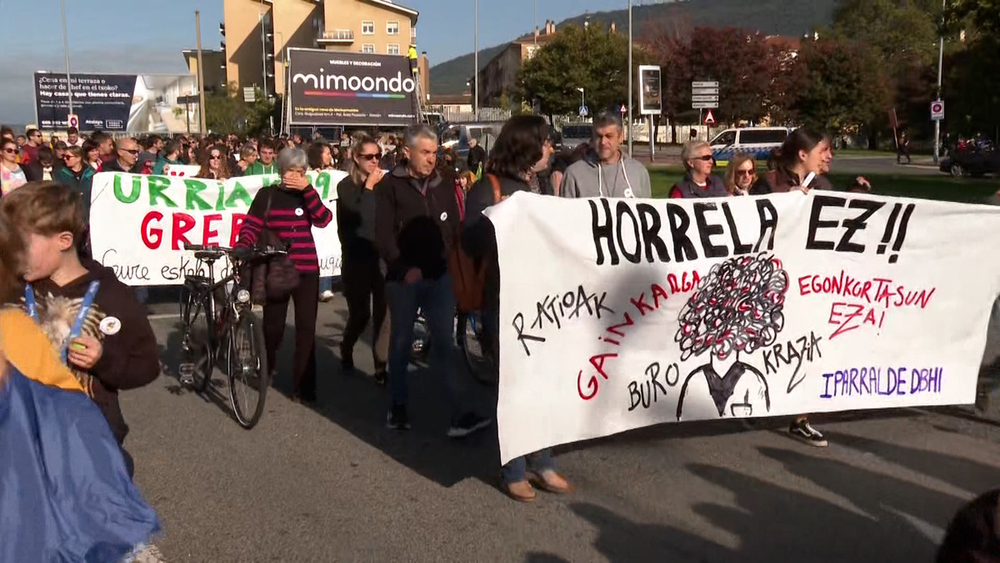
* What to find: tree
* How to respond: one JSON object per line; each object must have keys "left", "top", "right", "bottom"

{"left": 947, "top": 0, "right": 1000, "bottom": 36}
{"left": 205, "top": 84, "right": 275, "bottom": 135}
{"left": 791, "top": 37, "right": 892, "bottom": 137}
{"left": 520, "top": 24, "right": 640, "bottom": 118}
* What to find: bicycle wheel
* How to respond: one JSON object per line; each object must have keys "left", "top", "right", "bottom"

{"left": 411, "top": 315, "right": 431, "bottom": 361}
{"left": 178, "top": 283, "right": 213, "bottom": 392}
{"left": 228, "top": 310, "right": 269, "bottom": 429}
{"left": 462, "top": 311, "right": 498, "bottom": 387}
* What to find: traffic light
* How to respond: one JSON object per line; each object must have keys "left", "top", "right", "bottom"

{"left": 262, "top": 20, "right": 275, "bottom": 98}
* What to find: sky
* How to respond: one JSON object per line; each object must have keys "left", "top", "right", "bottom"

{"left": 0, "top": 0, "right": 644, "bottom": 126}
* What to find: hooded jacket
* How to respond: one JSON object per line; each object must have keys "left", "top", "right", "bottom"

{"left": 372, "top": 164, "right": 460, "bottom": 282}
{"left": 22, "top": 258, "right": 160, "bottom": 444}
{"left": 55, "top": 165, "right": 96, "bottom": 216}
{"left": 560, "top": 150, "right": 652, "bottom": 199}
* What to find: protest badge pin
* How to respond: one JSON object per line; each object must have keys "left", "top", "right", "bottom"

{"left": 100, "top": 316, "right": 121, "bottom": 336}
{"left": 440, "top": 212, "right": 448, "bottom": 221}
{"left": 624, "top": 188, "right": 635, "bottom": 198}
{"left": 295, "top": 208, "right": 305, "bottom": 217}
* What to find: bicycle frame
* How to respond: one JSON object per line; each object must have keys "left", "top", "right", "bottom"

{"left": 185, "top": 255, "right": 252, "bottom": 358}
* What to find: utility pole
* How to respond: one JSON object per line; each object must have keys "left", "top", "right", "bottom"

{"left": 196, "top": 11, "right": 208, "bottom": 134}
{"left": 474, "top": 0, "right": 479, "bottom": 120}
{"left": 627, "top": 0, "right": 633, "bottom": 157}
{"left": 533, "top": 0, "right": 537, "bottom": 46}
{"left": 60, "top": 0, "right": 74, "bottom": 119}
{"left": 933, "top": 0, "right": 945, "bottom": 164}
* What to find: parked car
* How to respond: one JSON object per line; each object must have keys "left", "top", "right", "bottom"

{"left": 939, "top": 147, "right": 1000, "bottom": 178}
{"left": 559, "top": 124, "right": 594, "bottom": 151}
{"left": 439, "top": 122, "right": 503, "bottom": 158}
{"left": 709, "top": 127, "right": 791, "bottom": 165}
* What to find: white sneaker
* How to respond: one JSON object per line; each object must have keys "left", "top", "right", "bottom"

{"left": 319, "top": 290, "right": 335, "bottom": 302}
{"left": 789, "top": 419, "right": 828, "bottom": 447}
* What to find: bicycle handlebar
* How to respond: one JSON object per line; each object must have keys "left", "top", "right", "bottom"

{"left": 184, "top": 243, "right": 288, "bottom": 261}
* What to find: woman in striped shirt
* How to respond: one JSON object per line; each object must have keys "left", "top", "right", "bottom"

{"left": 235, "top": 148, "right": 333, "bottom": 404}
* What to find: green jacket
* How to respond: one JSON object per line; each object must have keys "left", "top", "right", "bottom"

{"left": 55, "top": 166, "right": 96, "bottom": 216}
{"left": 152, "top": 156, "right": 181, "bottom": 175}
{"left": 246, "top": 161, "right": 278, "bottom": 176}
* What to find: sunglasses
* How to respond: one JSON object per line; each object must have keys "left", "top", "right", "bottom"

{"left": 210, "top": 154, "right": 222, "bottom": 160}
{"left": 121, "top": 148, "right": 140, "bottom": 155}
{"left": 2, "top": 148, "right": 16, "bottom": 154}
{"left": 693, "top": 155, "right": 714, "bottom": 161}
{"left": 737, "top": 169, "right": 755, "bottom": 176}
{"left": 358, "top": 153, "right": 381, "bottom": 161}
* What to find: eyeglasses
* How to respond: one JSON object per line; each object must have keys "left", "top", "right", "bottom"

{"left": 121, "top": 149, "right": 140, "bottom": 155}
{"left": 358, "top": 153, "right": 380, "bottom": 161}
{"left": 694, "top": 155, "right": 714, "bottom": 161}
{"left": 210, "top": 154, "right": 222, "bottom": 160}
{"left": 2, "top": 148, "right": 16, "bottom": 154}
{"left": 737, "top": 169, "right": 755, "bottom": 176}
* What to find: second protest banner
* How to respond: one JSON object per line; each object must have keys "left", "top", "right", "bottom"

{"left": 90, "top": 171, "right": 346, "bottom": 286}
{"left": 486, "top": 192, "right": 1000, "bottom": 464}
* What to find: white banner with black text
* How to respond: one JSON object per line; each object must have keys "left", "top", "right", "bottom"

{"left": 486, "top": 192, "right": 1000, "bottom": 464}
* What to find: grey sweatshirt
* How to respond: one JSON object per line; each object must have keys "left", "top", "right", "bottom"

{"left": 560, "top": 152, "right": 651, "bottom": 199}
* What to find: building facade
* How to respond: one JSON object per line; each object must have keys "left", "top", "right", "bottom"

{"left": 477, "top": 20, "right": 557, "bottom": 108}
{"left": 219, "top": 0, "right": 426, "bottom": 99}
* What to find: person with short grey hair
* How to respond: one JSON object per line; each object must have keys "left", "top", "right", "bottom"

{"left": 560, "top": 111, "right": 651, "bottom": 199}
{"left": 234, "top": 144, "right": 333, "bottom": 404}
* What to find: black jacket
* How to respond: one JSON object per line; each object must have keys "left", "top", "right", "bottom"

{"left": 337, "top": 175, "right": 379, "bottom": 263}
{"left": 463, "top": 174, "right": 531, "bottom": 310}
{"left": 467, "top": 144, "right": 487, "bottom": 172}
{"left": 373, "top": 165, "right": 460, "bottom": 282}
{"left": 101, "top": 159, "right": 142, "bottom": 174}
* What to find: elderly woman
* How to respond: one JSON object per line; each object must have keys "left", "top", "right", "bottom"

{"left": 235, "top": 148, "right": 333, "bottom": 404}
{"left": 668, "top": 141, "right": 728, "bottom": 199}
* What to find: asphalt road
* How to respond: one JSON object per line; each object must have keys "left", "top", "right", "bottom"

{"left": 126, "top": 297, "right": 1000, "bottom": 562}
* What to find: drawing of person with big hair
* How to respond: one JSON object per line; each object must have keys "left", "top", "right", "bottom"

{"left": 674, "top": 253, "right": 790, "bottom": 421}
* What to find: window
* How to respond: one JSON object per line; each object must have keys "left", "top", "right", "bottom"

{"left": 362, "top": 21, "right": 374, "bottom": 35}
{"left": 387, "top": 44, "right": 400, "bottom": 55}
{"left": 710, "top": 130, "right": 736, "bottom": 147}
{"left": 386, "top": 21, "right": 399, "bottom": 35}
{"left": 738, "top": 129, "right": 789, "bottom": 145}
{"left": 362, "top": 43, "right": 375, "bottom": 54}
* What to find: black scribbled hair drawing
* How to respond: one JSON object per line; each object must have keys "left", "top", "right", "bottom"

{"left": 675, "top": 253, "right": 789, "bottom": 361}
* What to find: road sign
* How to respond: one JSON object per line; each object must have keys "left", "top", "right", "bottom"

{"left": 703, "top": 109, "right": 716, "bottom": 126}
{"left": 579, "top": 105, "right": 589, "bottom": 118}
{"left": 692, "top": 101, "right": 719, "bottom": 109}
{"left": 639, "top": 65, "right": 662, "bottom": 116}
{"left": 243, "top": 87, "right": 256, "bottom": 103}
{"left": 619, "top": 104, "right": 627, "bottom": 114}
{"left": 691, "top": 95, "right": 719, "bottom": 103}
{"left": 692, "top": 87, "right": 719, "bottom": 96}
{"left": 67, "top": 114, "right": 79, "bottom": 128}
{"left": 931, "top": 100, "right": 945, "bottom": 121}
{"left": 692, "top": 81, "right": 719, "bottom": 88}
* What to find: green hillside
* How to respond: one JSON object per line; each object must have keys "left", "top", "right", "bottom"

{"left": 429, "top": 0, "right": 840, "bottom": 95}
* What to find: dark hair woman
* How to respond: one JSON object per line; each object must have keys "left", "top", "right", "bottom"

{"left": 197, "top": 144, "right": 231, "bottom": 180}
{"left": 751, "top": 127, "right": 872, "bottom": 195}
{"left": 82, "top": 139, "right": 101, "bottom": 171}
{"left": 307, "top": 141, "right": 334, "bottom": 171}
{"left": 234, "top": 148, "right": 333, "bottom": 404}
{"left": 464, "top": 114, "right": 571, "bottom": 502}
{"left": 335, "top": 134, "right": 388, "bottom": 384}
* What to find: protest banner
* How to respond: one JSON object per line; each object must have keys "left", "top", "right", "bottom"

{"left": 89, "top": 171, "right": 345, "bottom": 286}
{"left": 485, "top": 192, "right": 1000, "bottom": 464}
{"left": 163, "top": 164, "right": 202, "bottom": 178}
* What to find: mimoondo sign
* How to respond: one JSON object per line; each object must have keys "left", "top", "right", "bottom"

{"left": 288, "top": 48, "right": 418, "bottom": 127}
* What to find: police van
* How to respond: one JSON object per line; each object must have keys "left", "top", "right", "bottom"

{"left": 709, "top": 127, "right": 791, "bottom": 165}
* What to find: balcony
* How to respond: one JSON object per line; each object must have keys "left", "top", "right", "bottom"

{"left": 318, "top": 29, "right": 354, "bottom": 44}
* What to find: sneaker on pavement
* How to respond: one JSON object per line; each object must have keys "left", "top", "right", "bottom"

{"left": 789, "top": 419, "right": 828, "bottom": 447}
{"left": 447, "top": 412, "right": 492, "bottom": 439}
{"left": 386, "top": 404, "right": 410, "bottom": 430}
{"left": 320, "top": 290, "right": 335, "bottom": 302}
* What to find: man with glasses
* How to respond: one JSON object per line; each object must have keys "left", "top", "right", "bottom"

{"left": 560, "top": 113, "right": 651, "bottom": 199}
{"left": 21, "top": 128, "right": 44, "bottom": 167}
{"left": 247, "top": 140, "right": 278, "bottom": 175}
{"left": 668, "top": 141, "right": 728, "bottom": 199}
{"left": 102, "top": 138, "right": 143, "bottom": 174}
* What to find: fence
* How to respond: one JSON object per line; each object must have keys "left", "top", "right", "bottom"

{"left": 437, "top": 107, "right": 513, "bottom": 123}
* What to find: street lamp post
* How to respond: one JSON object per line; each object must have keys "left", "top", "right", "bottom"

{"left": 933, "top": 0, "right": 945, "bottom": 165}
{"left": 627, "top": 0, "right": 633, "bottom": 157}
{"left": 474, "top": 0, "right": 479, "bottom": 121}
{"left": 577, "top": 87, "right": 585, "bottom": 116}
{"left": 60, "top": 0, "right": 74, "bottom": 120}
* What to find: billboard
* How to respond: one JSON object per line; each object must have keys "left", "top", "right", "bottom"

{"left": 288, "top": 49, "right": 418, "bottom": 126}
{"left": 34, "top": 72, "right": 202, "bottom": 134}
{"left": 638, "top": 65, "right": 662, "bottom": 116}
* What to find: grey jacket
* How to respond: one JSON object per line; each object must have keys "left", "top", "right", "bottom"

{"left": 560, "top": 151, "right": 651, "bottom": 199}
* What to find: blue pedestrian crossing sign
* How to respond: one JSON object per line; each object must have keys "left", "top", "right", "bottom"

{"left": 579, "top": 105, "right": 589, "bottom": 118}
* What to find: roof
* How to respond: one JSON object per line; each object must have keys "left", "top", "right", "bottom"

{"left": 182, "top": 49, "right": 224, "bottom": 56}
{"left": 513, "top": 32, "right": 557, "bottom": 46}
{"left": 362, "top": 0, "right": 418, "bottom": 19}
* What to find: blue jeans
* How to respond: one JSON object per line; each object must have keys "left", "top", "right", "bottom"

{"left": 385, "top": 273, "right": 461, "bottom": 413}
{"left": 501, "top": 449, "right": 555, "bottom": 484}
{"left": 319, "top": 276, "right": 334, "bottom": 294}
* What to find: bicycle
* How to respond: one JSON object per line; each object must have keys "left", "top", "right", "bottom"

{"left": 410, "top": 310, "right": 498, "bottom": 388}
{"left": 177, "top": 243, "right": 285, "bottom": 429}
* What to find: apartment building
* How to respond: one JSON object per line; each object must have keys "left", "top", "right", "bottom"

{"left": 477, "top": 20, "right": 558, "bottom": 108}
{"left": 220, "top": 0, "right": 425, "bottom": 98}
